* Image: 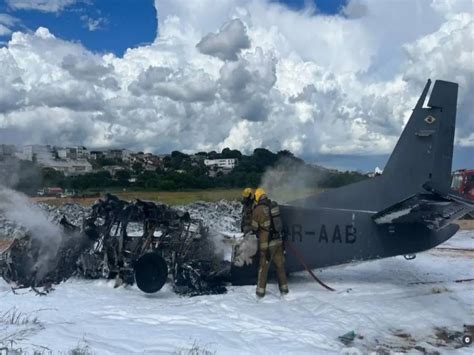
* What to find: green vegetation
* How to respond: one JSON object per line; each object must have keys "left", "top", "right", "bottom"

{"left": 38, "top": 187, "right": 327, "bottom": 206}
{"left": 11, "top": 148, "right": 369, "bottom": 196}
{"left": 11, "top": 160, "right": 42, "bottom": 195}
{"left": 318, "top": 170, "right": 369, "bottom": 188}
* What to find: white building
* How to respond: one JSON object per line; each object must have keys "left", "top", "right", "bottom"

{"left": 106, "top": 149, "right": 131, "bottom": 162}
{"left": 56, "top": 148, "right": 68, "bottom": 159}
{"left": 22, "top": 145, "right": 55, "bottom": 164}
{"left": 204, "top": 159, "right": 237, "bottom": 169}
{"left": 42, "top": 159, "right": 93, "bottom": 176}
{"left": 56, "top": 146, "right": 90, "bottom": 160}
{"left": 76, "top": 146, "right": 90, "bottom": 159}
{"left": 68, "top": 159, "right": 93, "bottom": 174}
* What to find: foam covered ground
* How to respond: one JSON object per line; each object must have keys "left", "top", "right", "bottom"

{"left": 0, "top": 231, "right": 472, "bottom": 354}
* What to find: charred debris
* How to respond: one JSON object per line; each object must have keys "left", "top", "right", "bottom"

{"left": 0, "top": 194, "right": 230, "bottom": 296}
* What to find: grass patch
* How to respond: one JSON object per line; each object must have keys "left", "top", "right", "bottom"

{"left": 174, "top": 340, "right": 216, "bottom": 355}
{"left": 0, "top": 307, "right": 45, "bottom": 352}
{"left": 117, "top": 189, "right": 243, "bottom": 205}
{"left": 68, "top": 339, "right": 94, "bottom": 355}
{"left": 32, "top": 187, "right": 324, "bottom": 206}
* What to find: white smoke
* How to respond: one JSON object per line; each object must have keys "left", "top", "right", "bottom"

{"left": 260, "top": 157, "right": 324, "bottom": 203}
{"left": 0, "top": 186, "right": 63, "bottom": 281}
{"left": 0, "top": 157, "right": 21, "bottom": 188}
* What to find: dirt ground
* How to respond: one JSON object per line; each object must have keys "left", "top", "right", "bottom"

{"left": 455, "top": 219, "right": 474, "bottom": 230}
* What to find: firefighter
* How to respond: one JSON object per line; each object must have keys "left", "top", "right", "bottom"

{"left": 241, "top": 188, "right": 255, "bottom": 233}
{"left": 251, "top": 187, "right": 289, "bottom": 298}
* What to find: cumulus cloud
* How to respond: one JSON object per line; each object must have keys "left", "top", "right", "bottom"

{"left": 130, "top": 66, "right": 217, "bottom": 102}
{"left": 0, "top": 13, "right": 20, "bottom": 36}
{"left": 218, "top": 47, "right": 277, "bottom": 121}
{"left": 61, "top": 54, "right": 112, "bottom": 82}
{"left": 196, "top": 18, "right": 251, "bottom": 61}
{"left": 6, "top": 0, "right": 77, "bottom": 12}
{"left": 402, "top": 12, "right": 474, "bottom": 141}
{"left": 0, "top": 0, "right": 472, "bottom": 166}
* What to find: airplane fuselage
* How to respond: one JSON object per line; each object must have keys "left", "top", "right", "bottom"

{"left": 280, "top": 205, "right": 458, "bottom": 272}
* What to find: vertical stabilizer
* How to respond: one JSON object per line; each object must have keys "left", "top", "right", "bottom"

{"left": 292, "top": 79, "right": 459, "bottom": 212}
{"left": 383, "top": 80, "right": 458, "bottom": 195}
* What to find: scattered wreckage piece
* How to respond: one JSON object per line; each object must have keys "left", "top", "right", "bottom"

{"left": 0, "top": 218, "right": 95, "bottom": 292}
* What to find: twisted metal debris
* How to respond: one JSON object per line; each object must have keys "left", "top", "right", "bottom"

{"left": 0, "top": 194, "right": 230, "bottom": 296}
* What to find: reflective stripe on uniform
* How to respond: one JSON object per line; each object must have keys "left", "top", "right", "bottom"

{"left": 279, "top": 284, "right": 288, "bottom": 291}
{"left": 262, "top": 220, "right": 271, "bottom": 228}
{"left": 257, "top": 287, "right": 265, "bottom": 293}
{"left": 271, "top": 207, "right": 280, "bottom": 216}
{"left": 269, "top": 239, "right": 282, "bottom": 247}
{"left": 251, "top": 220, "right": 259, "bottom": 229}
{"left": 259, "top": 242, "right": 269, "bottom": 250}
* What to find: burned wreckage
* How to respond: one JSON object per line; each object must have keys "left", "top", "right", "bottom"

{"left": 0, "top": 194, "right": 236, "bottom": 296}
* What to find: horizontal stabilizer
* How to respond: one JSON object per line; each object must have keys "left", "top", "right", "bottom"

{"left": 372, "top": 192, "right": 473, "bottom": 231}
{"left": 423, "top": 181, "right": 474, "bottom": 208}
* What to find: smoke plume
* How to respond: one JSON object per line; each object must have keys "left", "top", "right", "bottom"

{"left": 0, "top": 185, "right": 63, "bottom": 282}
{"left": 260, "top": 157, "right": 325, "bottom": 203}
{"left": 0, "top": 157, "right": 21, "bottom": 188}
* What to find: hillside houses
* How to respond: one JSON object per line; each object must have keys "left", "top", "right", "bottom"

{"left": 1, "top": 144, "right": 242, "bottom": 180}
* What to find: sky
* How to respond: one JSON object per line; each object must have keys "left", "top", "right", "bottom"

{"left": 0, "top": 0, "right": 472, "bottom": 171}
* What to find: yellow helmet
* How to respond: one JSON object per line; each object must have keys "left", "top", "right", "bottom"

{"left": 242, "top": 187, "right": 254, "bottom": 198}
{"left": 254, "top": 187, "right": 267, "bottom": 202}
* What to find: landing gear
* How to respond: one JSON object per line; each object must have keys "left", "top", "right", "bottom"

{"left": 134, "top": 253, "right": 168, "bottom": 293}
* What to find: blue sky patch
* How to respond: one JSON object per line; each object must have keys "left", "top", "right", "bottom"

{"left": 274, "top": 0, "right": 347, "bottom": 14}
{"left": 0, "top": 0, "right": 347, "bottom": 56}
{"left": 0, "top": 0, "right": 157, "bottom": 55}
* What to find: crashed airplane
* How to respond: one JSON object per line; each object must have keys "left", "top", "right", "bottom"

{"left": 1, "top": 79, "right": 473, "bottom": 294}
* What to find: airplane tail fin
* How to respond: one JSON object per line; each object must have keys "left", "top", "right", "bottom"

{"left": 382, "top": 79, "right": 458, "bottom": 196}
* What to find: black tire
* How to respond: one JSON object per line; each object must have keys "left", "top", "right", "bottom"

{"left": 134, "top": 253, "right": 168, "bottom": 293}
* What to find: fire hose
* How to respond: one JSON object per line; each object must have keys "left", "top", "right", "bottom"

{"left": 285, "top": 240, "right": 335, "bottom": 292}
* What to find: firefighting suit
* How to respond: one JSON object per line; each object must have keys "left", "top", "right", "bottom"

{"left": 241, "top": 196, "right": 255, "bottom": 234}
{"left": 251, "top": 196, "right": 288, "bottom": 297}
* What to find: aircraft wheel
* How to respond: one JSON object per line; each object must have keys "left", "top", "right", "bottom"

{"left": 134, "top": 253, "right": 168, "bottom": 293}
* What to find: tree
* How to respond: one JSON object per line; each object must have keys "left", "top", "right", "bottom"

{"left": 252, "top": 148, "right": 278, "bottom": 172}
{"left": 136, "top": 171, "right": 159, "bottom": 188}
{"left": 132, "top": 162, "right": 143, "bottom": 175}
{"left": 115, "top": 170, "right": 131, "bottom": 186}
{"left": 66, "top": 171, "right": 113, "bottom": 191}
{"left": 14, "top": 160, "right": 42, "bottom": 194}
{"left": 41, "top": 168, "right": 65, "bottom": 187}
{"left": 169, "top": 151, "right": 190, "bottom": 170}
{"left": 208, "top": 150, "right": 219, "bottom": 159}
{"left": 221, "top": 147, "right": 242, "bottom": 159}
